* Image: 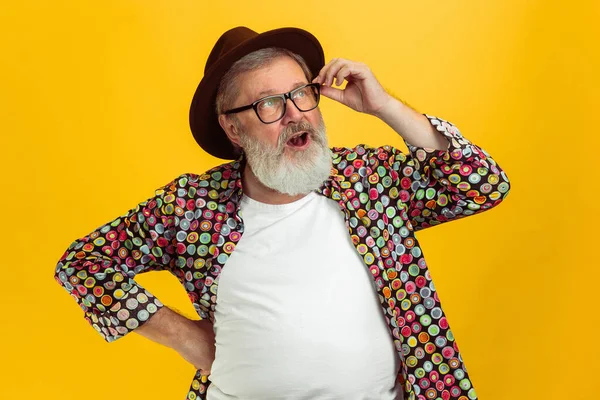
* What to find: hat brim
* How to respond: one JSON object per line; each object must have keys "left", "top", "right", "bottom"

{"left": 189, "top": 27, "right": 325, "bottom": 159}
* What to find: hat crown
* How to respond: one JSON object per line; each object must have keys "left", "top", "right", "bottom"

{"left": 205, "top": 27, "right": 258, "bottom": 74}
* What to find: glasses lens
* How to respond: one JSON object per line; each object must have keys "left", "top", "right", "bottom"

{"left": 256, "top": 96, "right": 285, "bottom": 123}
{"left": 292, "top": 85, "right": 319, "bottom": 111}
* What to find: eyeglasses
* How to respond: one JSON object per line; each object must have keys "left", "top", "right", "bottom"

{"left": 222, "top": 83, "right": 321, "bottom": 124}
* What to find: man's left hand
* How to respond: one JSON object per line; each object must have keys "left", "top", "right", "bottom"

{"left": 312, "top": 58, "right": 392, "bottom": 116}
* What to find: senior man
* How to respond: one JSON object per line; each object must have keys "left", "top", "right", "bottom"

{"left": 55, "top": 26, "right": 510, "bottom": 400}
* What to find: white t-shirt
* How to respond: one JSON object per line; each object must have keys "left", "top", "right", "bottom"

{"left": 207, "top": 192, "right": 403, "bottom": 400}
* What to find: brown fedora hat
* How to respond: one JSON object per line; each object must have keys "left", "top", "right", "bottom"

{"left": 189, "top": 26, "right": 325, "bottom": 159}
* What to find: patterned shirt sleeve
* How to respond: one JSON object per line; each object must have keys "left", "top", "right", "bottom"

{"left": 54, "top": 176, "right": 184, "bottom": 342}
{"left": 398, "top": 114, "right": 510, "bottom": 231}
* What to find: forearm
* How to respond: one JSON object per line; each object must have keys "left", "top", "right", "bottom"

{"left": 136, "top": 306, "right": 198, "bottom": 350}
{"left": 135, "top": 306, "right": 216, "bottom": 372}
{"left": 375, "top": 96, "right": 450, "bottom": 150}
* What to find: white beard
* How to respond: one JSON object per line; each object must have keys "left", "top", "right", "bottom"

{"left": 239, "top": 118, "right": 332, "bottom": 196}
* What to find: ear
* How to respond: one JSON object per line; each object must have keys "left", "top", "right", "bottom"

{"left": 218, "top": 114, "right": 242, "bottom": 148}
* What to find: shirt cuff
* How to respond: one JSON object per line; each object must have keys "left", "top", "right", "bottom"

{"left": 403, "top": 114, "right": 481, "bottom": 167}
{"left": 87, "top": 284, "right": 164, "bottom": 343}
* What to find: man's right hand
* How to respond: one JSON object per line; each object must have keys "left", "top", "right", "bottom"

{"left": 136, "top": 306, "right": 216, "bottom": 375}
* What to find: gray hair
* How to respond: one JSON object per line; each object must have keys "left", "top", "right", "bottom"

{"left": 215, "top": 47, "right": 313, "bottom": 116}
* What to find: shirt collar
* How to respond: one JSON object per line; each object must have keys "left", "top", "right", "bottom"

{"left": 218, "top": 155, "right": 245, "bottom": 204}
{"left": 217, "top": 150, "right": 345, "bottom": 204}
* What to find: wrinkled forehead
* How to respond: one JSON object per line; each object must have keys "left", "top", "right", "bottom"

{"left": 236, "top": 56, "right": 311, "bottom": 103}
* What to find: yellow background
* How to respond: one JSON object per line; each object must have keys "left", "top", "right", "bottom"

{"left": 1, "top": 1, "right": 598, "bottom": 399}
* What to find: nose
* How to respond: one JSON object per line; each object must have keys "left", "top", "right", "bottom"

{"left": 280, "top": 97, "right": 304, "bottom": 125}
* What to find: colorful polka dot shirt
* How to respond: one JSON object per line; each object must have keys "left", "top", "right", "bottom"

{"left": 55, "top": 115, "right": 510, "bottom": 400}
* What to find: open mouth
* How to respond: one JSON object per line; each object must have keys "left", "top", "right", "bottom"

{"left": 286, "top": 131, "right": 310, "bottom": 149}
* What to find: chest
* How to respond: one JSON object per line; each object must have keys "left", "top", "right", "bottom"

{"left": 194, "top": 188, "right": 416, "bottom": 324}
{"left": 236, "top": 194, "right": 350, "bottom": 257}
{"left": 222, "top": 195, "right": 376, "bottom": 299}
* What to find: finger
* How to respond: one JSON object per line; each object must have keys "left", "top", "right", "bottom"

{"left": 200, "top": 369, "right": 211, "bottom": 376}
{"left": 319, "top": 85, "right": 345, "bottom": 103}
{"left": 335, "top": 66, "right": 351, "bottom": 87}
{"left": 323, "top": 59, "right": 346, "bottom": 87}
{"left": 314, "top": 58, "right": 343, "bottom": 85}
{"left": 350, "top": 62, "right": 371, "bottom": 80}
{"left": 312, "top": 60, "right": 329, "bottom": 83}
{"left": 313, "top": 58, "right": 338, "bottom": 84}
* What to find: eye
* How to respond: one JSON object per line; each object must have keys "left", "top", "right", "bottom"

{"left": 259, "top": 98, "right": 276, "bottom": 109}
{"left": 293, "top": 88, "right": 308, "bottom": 99}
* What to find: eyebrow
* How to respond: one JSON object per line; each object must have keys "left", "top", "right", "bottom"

{"left": 256, "top": 81, "right": 307, "bottom": 98}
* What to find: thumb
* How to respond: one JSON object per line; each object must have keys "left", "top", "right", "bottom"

{"left": 319, "top": 85, "right": 345, "bottom": 104}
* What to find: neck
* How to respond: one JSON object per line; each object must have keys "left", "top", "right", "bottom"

{"left": 241, "top": 163, "right": 308, "bottom": 205}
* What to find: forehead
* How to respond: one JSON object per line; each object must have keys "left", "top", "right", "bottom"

{"left": 237, "top": 56, "right": 309, "bottom": 102}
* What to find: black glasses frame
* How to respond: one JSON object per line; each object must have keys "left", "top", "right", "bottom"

{"left": 222, "top": 83, "right": 321, "bottom": 124}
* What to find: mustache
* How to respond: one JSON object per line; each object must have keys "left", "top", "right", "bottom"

{"left": 277, "top": 120, "right": 324, "bottom": 148}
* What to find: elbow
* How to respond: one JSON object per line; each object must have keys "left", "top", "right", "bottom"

{"left": 488, "top": 174, "right": 511, "bottom": 209}
{"left": 488, "top": 159, "right": 511, "bottom": 204}
{"left": 54, "top": 250, "right": 73, "bottom": 293}
{"left": 54, "top": 246, "right": 97, "bottom": 311}
{"left": 498, "top": 171, "right": 511, "bottom": 201}
{"left": 54, "top": 258, "right": 87, "bottom": 309}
